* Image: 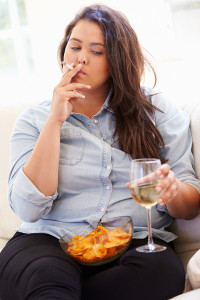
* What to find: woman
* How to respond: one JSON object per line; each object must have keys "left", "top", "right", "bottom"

{"left": 0, "top": 4, "right": 200, "bottom": 300}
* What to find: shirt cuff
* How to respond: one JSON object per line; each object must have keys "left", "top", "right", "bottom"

{"left": 156, "top": 203, "right": 169, "bottom": 214}
{"left": 11, "top": 167, "right": 58, "bottom": 205}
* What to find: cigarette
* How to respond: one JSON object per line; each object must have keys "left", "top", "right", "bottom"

{"left": 61, "top": 61, "right": 74, "bottom": 70}
{"left": 65, "top": 63, "right": 74, "bottom": 70}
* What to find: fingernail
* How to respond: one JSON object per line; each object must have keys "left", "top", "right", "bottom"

{"left": 158, "top": 199, "right": 164, "bottom": 205}
{"left": 86, "top": 85, "right": 91, "bottom": 88}
{"left": 156, "top": 186, "right": 161, "bottom": 192}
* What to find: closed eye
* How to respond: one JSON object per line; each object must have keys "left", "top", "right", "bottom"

{"left": 92, "top": 51, "right": 102, "bottom": 55}
{"left": 70, "top": 47, "right": 103, "bottom": 55}
{"left": 71, "top": 47, "right": 81, "bottom": 51}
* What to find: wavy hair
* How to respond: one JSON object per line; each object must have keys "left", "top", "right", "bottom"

{"left": 58, "top": 4, "right": 165, "bottom": 160}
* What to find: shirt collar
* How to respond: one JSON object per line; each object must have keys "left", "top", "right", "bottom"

{"left": 99, "top": 86, "right": 114, "bottom": 114}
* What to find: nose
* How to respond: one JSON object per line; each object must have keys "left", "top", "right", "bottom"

{"left": 78, "top": 50, "right": 88, "bottom": 65}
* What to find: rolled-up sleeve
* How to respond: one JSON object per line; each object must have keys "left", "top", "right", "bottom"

{"left": 8, "top": 106, "right": 58, "bottom": 222}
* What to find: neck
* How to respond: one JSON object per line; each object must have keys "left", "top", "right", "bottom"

{"left": 72, "top": 82, "right": 111, "bottom": 118}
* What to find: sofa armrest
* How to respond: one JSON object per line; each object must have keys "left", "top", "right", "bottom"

{"left": 169, "top": 103, "right": 200, "bottom": 269}
{"left": 190, "top": 103, "right": 200, "bottom": 179}
{"left": 169, "top": 211, "right": 200, "bottom": 255}
{"left": 0, "top": 105, "right": 29, "bottom": 246}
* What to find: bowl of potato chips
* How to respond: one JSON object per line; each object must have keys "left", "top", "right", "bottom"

{"left": 59, "top": 216, "right": 133, "bottom": 266}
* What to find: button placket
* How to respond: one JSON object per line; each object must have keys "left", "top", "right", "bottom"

{"left": 95, "top": 143, "right": 112, "bottom": 218}
{"left": 86, "top": 117, "right": 101, "bottom": 140}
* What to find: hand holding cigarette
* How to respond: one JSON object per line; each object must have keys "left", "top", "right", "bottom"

{"left": 51, "top": 62, "right": 91, "bottom": 124}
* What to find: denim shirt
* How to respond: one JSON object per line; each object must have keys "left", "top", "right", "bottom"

{"left": 8, "top": 87, "right": 200, "bottom": 242}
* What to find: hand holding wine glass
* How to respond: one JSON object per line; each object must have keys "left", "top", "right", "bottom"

{"left": 129, "top": 158, "right": 166, "bottom": 253}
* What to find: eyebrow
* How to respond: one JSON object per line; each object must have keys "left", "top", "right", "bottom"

{"left": 69, "top": 37, "right": 105, "bottom": 47}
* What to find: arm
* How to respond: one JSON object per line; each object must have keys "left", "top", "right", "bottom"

{"left": 22, "top": 117, "right": 62, "bottom": 196}
{"left": 149, "top": 90, "right": 200, "bottom": 219}
{"left": 23, "top": 64, "right": 91, "bottom": 196}
{"left": 9, "top": 64, "right": 91, "bottom": 221}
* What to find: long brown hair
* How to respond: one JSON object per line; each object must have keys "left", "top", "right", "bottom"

{"left": 58, "top": 4, "right": 165, "bottom": 160}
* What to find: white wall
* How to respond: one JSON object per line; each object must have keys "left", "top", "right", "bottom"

{"left": 1, "top": 0, "right": 200, "bottom": 107}
{"left": 24, "top": 0, "right": 173, "bottom": 104}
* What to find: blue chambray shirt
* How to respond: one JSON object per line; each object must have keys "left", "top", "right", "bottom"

{"left": 8, "top": 87, "right": 200, "bottom": 242}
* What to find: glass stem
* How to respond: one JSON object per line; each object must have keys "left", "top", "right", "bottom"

{"left": 146, "top": 208, "right": 155, "bottom": 250}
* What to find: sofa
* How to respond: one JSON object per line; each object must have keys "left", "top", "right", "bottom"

{"left": 0, "top": 101, "right": 200, "bottom": 299}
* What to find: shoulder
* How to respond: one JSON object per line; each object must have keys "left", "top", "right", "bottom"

{"left": 142, "top": 86, "right": 175, "bottom": 110}
{"left": 141, "top": 86, "right": 189, "bottom": 124}
{"left": 21, "top": 99, "right": 51, "bottom": 117}
{"left": 14, "top": 100, "right": 52, "bottom": 132}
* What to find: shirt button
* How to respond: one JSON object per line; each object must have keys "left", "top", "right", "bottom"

{"left": 100, "top": 207, "right": 104, "bottom": 212}
{"left": 94, "top": 119, "right": 98, "bottom": 124}
{"left": 106, "top": 165, "right": 111, "bottom": 170}
{"left": 101, "top": 137, "right": 104, "bottom": 140}
{"left": 106, "top": 186, "right": 110, "bottom": 190}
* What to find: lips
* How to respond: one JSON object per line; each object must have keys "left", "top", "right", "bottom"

{"left": 77, "top": 70, "right": 86, "bottom": 75}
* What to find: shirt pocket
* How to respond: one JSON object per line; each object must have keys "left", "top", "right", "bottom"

{"left": 60, "top": 127, "right": 86, "bottom": 165}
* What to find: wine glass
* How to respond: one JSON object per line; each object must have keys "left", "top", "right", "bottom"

{"left": 129, "top": 158, "right": 166, "bottom": 253}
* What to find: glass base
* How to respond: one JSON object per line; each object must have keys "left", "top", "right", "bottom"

{"left": 136, "top": 243, "right": 167, "bottom": 253}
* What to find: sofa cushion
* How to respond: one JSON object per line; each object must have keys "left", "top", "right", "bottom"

{"left": 170, "top": 288, "right": 200, "bottom": 299}
{"left": 187, "top": 249, "right": 200, "bottom": 290}
{"left": 168, "top": 103, "right": 200, "bottom": 265}
{"left": 0, "top": 106, "right": 28, "bottom": 245}
{"left": 190, "top": 104, "right": 200, "bottom": 179}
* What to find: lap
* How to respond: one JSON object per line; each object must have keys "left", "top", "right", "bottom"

{"left": 0, "top": 232, "right": 82, "bottom": 300}
{"left": 0, "top": 233, "right": 185, "bottom": 300}
{"left": 82, "top": 238, "right": 185, "bottom": 300}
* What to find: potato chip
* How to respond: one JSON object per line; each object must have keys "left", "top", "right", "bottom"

{"left": 66, "top": 223, "right": 132, "bottom": 264}
{"left": 96, "top": 225, "right": 109, "bottom": 233}
{"left": 93, "top": 244, "right": 107, "bottom": 258}
{"left": 82, "top": 249, "right": 97, "bottom": 261}
{"left": 72, "top": 235, "right": 83, "bottom": 241}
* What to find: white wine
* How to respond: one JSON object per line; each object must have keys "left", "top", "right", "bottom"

{"left": 130, "top": 183, "right": 162, "bottom": 209}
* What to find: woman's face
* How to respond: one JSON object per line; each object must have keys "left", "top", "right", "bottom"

{"left": 63, "top": 19, "right": 110, "bottom": 91}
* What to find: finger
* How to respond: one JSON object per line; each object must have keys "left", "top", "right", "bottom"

{"left": 157, "top": 182, "right": 178, "bottom": 205}
{"left": 65, "top": 90, "right": 86, "bottom": 100}
{"left": 156, "top": 170, "right": 175, "bottom": 192}
{"left": 135, "top": 172, "right": 159, "bottom": 186}
{"left": 64, "top": 83, "right": 91, "bottom": 91}
{"left": 157, "top": 198, "right": 165, "bottom": 206}
{"left": 60, "top": 64, "right": 82, "bottom": 85}
{"left": 155, "top": 164, "right": 170, "bottom": 177}
{"left": 65, "top": 62, "right": 75, "bottom": 70}
{"left": 61, "top": 63, "right": 75, "bottom": 78}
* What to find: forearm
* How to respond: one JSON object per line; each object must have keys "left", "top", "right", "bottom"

{"left": 23, "top": 117, "right": 62, "bottom": 196}
{"left": 166, "top": 180, "right": 200, "bottom": 219}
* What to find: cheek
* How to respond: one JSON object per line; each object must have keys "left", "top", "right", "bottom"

{"left": 93, "top": 69, "right": 110, "bottom": 86}
{"left": 97, "top": 60, "right": 109, "bottom": 78}
{"left": 63, "top": 47, "right": 76, "bottom": 60}
{"left": 100, "top": 66, "right": 110, "bottom": 81}
{"left": 64, "top": 51, "right": 73, "bottom": 60}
